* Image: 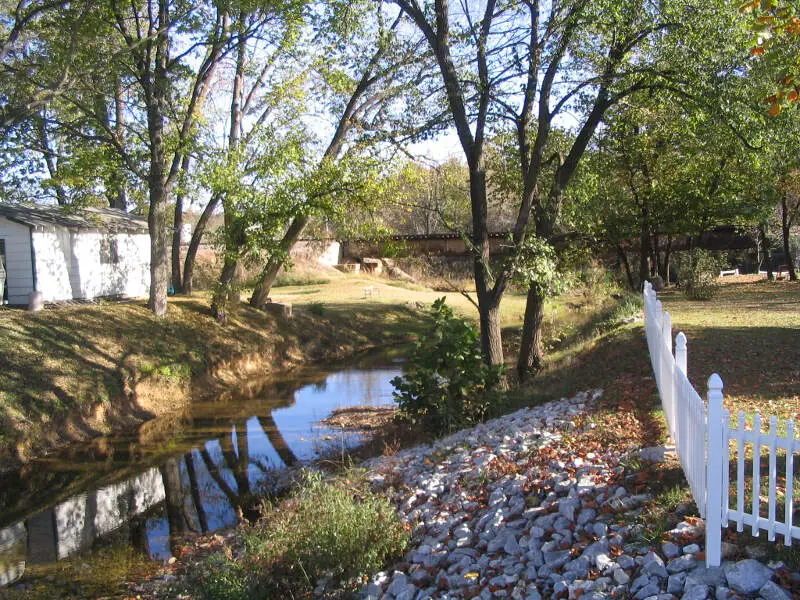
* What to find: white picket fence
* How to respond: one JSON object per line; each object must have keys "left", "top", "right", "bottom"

{"left": 643, "top": 282, "right": 798, "bottom": 566}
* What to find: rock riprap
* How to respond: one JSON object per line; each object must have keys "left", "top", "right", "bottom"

{"left": 359, "top": 391, "right": 794, "bottom": 600}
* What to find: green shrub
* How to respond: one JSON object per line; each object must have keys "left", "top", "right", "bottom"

{"left": 244, "top": 470, "right": 408, "bottom": 597}
{"left": 679, "top": 250, "right": 724, "bottom": 300}
{"left": 190, "top": 554, "right": 251, "bottom": 600}
{"left": 392, "top": 297, "right": 505, "bottom": 433}
{"left": 307, "top": 301, "right": 325, "bottom": 316}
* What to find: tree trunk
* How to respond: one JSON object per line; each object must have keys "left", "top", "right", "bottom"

{"left": 171, "top": 156, "right": 191, "bottom": 291}
{"left": 148, "top": 180, "right": 169, "bottom": 317}
{"left": 759, "top": 226, "right": 774, "bottom": 280}
{"left": 782, "top": 196, "right": 797, "bottom": 281}
{"left": 663, "top": 236, "right": 673, "bottom": 286}
{"left": 110, "top": 78, "right": 128, "bottom": 211}
{"left": 617, "top": 245, "right": 636, "bottom": 291}
{"left": 478, "top": 298, "right": 504, "bottom": 368}
{"left": 171, "top": 191, "right": 184, "bottom": 291}
{"left": 651, "top": 234, "right": 661, "bottom": 278}
{"left": 211, "top": 255, "right": 239, "bottom": 319}
{"left": 145, "top": 0, "right": 171, "bottom": 317}
{"left": 517, "top": 285, "right": 545, "bottom": 382}
{"left": 160, "top": 458, "right": 187, "bottom": 552}
{"left": 182, "top": 192, "right": 221, "bottom": 294}
{"left": 639, "top": 204, "right": 650, "bottom": 289}
{"left": 249, "top": 214, "right": 309, "bottom": 308}
{"left": 184, "top": 451, "right": 209, "bottom": 532}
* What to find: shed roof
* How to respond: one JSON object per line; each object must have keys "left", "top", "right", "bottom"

{"left": 0, "top": 203, "right": 148, "bottom": 234}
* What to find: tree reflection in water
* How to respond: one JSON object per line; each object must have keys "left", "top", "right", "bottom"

{"left": 0, "top": 363, "right": 400, "bottom": 587}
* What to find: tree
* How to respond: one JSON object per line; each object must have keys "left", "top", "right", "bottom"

{"left": 393, "top": 0, "right": 743, "bottom": 378}
{"left": 379, "top": 159, "right": 471, "bottom": 235}
{"left": 245, "top": 2, "right": 437, "bottom": 308}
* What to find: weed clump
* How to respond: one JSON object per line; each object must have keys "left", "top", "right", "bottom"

{"left": 190, "top": 470, "right": 408, "bottom": 599}
{"left": 392, "top": 297, "right": 505, "bottom": 434}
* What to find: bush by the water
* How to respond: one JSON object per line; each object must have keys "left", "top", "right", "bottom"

{"left": 392, "top": 297, "right": 505, "bottom": 433}
{"left": 595, "top": 292, "right": 644, "bottom": 333}
{"left": 191, "top": 470, "right": 408, "bottom": 599}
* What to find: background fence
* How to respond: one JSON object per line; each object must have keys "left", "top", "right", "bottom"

{"left": 643, "top": 282, "right": 798, "bottom": 566}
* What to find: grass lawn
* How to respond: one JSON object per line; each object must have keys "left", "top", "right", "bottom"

{"left": 658, "top": 279, "right": 800, "bottom": 423}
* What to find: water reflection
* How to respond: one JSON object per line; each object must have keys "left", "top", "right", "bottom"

{"left": 0, "top": 361, "right": 400, "bottom": 586}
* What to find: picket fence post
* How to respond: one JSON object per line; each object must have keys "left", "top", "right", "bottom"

{"left": 675, "top": 333, "right": 687, "bottom": 376}
{"left": 706, "top": 374, "right": 725, "bottom": 567}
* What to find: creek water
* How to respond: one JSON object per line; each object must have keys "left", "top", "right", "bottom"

{"left": 0, "top": 352, "right": 403, "bottom": 587}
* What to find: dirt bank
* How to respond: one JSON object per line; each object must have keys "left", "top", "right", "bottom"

{"left": 0, "top": 296, "right": 427, "bottom": 472}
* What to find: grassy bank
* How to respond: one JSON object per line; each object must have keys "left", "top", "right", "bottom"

{"left": 0, "top": 289, "right": 432, "bottom": 468}
{"left": 4, "top": 276, "right": 799, "bottom": 597}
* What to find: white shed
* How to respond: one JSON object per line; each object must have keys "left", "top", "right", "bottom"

{"left": 0, "top": 203, "right": 150, "bottom": 305}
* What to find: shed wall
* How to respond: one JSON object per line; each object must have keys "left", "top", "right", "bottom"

{"left": 32, "top": 229, "right": 150, "bottom": 302}
{"left": 0, "top": 217, "right": 34, "bottom": 305}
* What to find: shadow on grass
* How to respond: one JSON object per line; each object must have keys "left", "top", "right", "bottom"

{"left": 667, "top": 326, "right": 800, "bottom": 421}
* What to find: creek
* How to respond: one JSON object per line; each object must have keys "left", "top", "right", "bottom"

{"left": 0, "top": 351, "right": 403, "bottom": 587}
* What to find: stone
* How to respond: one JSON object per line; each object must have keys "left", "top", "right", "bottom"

{"left": 635, "top": 583, "right": 662, "bottom": 600}
{"left": 759, "top": 581, "right": 792, "bottom": 600}
{"left": 683, "top": 544, "right": 701, "bottom": 555}
{"left": 361, "top": 257, "right": 383, "bottom": 274}
{"left": 543, "top": 550, "right": 572, "bottom": 569}
{"left": 504, "top": 535, "right": 522, "bottom": 556}
{"left": 667, "top": 555, "right": 697, "bottom": 574}
{"left": 631, "top": 574, "right": 651, "bottom": 594}
{"left": 386, "top": 572, "right": 409, "bottom": 597}
{"left": 613, "top": 569, "right": 630, "bottom": 585}
{"left": 594, "top": 523, "right": 609, "bottom": 539}
{"left": 724, "top": 559, "right": 774, "bottom": 595}
{"left": 662, "top": 542, "right": 681, "bottom": 559}
{"left": 394, "top": 584, "right": 418, "bottom": 600}
{"left": 685, "top": 566, "right": 727, "bottom": 588}
{"left": 681, "top": 584, "right": 709, "bottom": 600}
{"left": 640, "top": 446, "right": 672, "bottom": 462}
{"left": 643, "top": 552, "right": 669, "bottom": 578}
{"left": 667, "top": 572, "right": 687, "bottom": 594}
{"left": 715, "top": 586, "right": 731, "bottom": 600}
{"left": 362, "top": 582, "right": 382, "bottom": 599}
{"left": 559, "top": 498, "right": 580, "bottom": 522}
{"left": 265, "top": 301, "right": 292, "bottom": 319}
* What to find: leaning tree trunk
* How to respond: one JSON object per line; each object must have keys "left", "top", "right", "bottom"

{"left": 182, "top": 192, "right": 221, "bottom": 294}
{"left": 171, "top": 156, "right": 191, "bottom": 291}
{"left": 249, "top": 214, "right": 309, "bottom": 308}
{"left": 517, "top": 285, "right": 545, "bottom": 382}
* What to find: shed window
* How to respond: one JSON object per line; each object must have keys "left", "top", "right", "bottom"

{"left": 100, "top": 238, "right": 119, "bottom": 264}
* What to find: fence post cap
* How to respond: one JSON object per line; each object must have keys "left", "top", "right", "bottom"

{"left": 708, "top": 373, "right": 724, "bottom": 392}
{"left": 675, "top": 332, "right": 688, "bottom": 347}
